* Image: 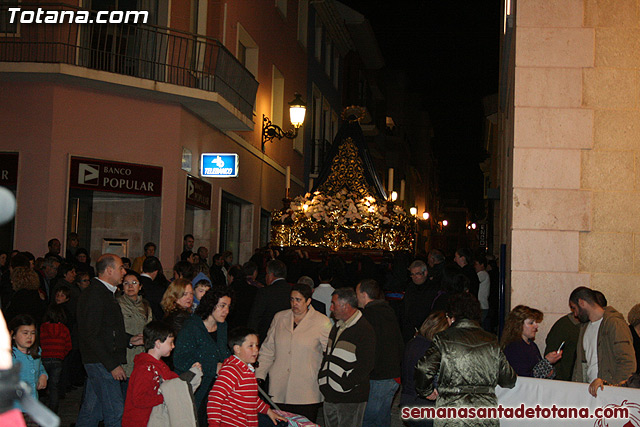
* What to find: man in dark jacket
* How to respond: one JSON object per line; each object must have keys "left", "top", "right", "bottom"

{"left": 356, "top": 279, "right": 404, "bottom": 427}
{"left": 76, "top": 254, "right": 142, "bottom": 427}
{"left": 454, "top": 248, "right": 480, "bottom": 298}
{"left": 319, "top": 287, "right": 375, "bottom": 427}
{"left": 139, "top": 256, "right": 167, "bottom": 321}
{"left": 544, "top": 312, "right": 581, "bottom": 381}
{"left": 248, "top": 260, "right": 291, "bottom": 342}
{"left": 209, "top": 253, "right": 227, "bottom": 286}
{"left": 227, "top": 263, "right": 259, "bottom": 329}
{"left": 403, "top": 260, "right": 438, "bottom": 342}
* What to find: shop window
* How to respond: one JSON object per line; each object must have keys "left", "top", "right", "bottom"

{"left": 0, "top": 1, "right": 20, "bottom": 36}
{"left": 68, "top": 190, "right": 161, "bottom": 263}
{"left": 314, "top": 23, "right": 322, "bottom": 62}
{"left": 220, "top": 192, "right": 253, "bottom": 264}
{"left": 260, "top": 209, "right": 271, "bottom": 248}
{"left": 275, "top": 0, "right": 286, "bottom": 18}
{"left": 324, "top": 39, "right": 331, "bottom": 76}
{"left": 0, "top": 153, "right": 18, "bottom": 251}
{"left": 271, "top": 66, "right": 285, "bottom": 128}
{"left": 237, "top": 23, "right": 258, "bottom": 78}
{"left": 184, "top": 204, "right": 211, "bottom": 255}
{"left": 297, "top": 0, "right": 308, "bottom": 48}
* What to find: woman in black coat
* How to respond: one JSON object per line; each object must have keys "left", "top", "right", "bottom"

{"left": 4, "top": 266, "right": 46, "bottom": 324}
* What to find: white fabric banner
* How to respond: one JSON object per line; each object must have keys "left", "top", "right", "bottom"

{"left": 496, "top": 377, "right": 640, "bottom": 426}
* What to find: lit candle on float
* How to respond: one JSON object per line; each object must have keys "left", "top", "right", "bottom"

{"left": 285, "top": 166, "right": 291, "bottom": 189}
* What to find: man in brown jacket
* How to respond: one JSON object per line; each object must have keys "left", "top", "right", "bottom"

{"left": 569, "top": 286, "right": 636, "bottom": 384}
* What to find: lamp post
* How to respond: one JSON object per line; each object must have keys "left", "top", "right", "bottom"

{"left": 262, "top": 93, "right": 307, "bottom": 152}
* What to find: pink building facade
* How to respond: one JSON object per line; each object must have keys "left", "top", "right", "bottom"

{"left": 0, "top": 0, "right": 308, "bottom": 268}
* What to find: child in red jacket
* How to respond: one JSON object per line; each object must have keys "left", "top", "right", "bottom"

{"left": 207, "top": 327, "right": 286, "bottom": 427}
{"left": 122, "top": 321, "right": 201, "bottom": 427}
{"left": 40, "top": 304, "right": 71, "bottom": 413}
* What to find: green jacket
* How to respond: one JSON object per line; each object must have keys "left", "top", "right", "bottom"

{"left": 544, "top": 313, "right": 580, "bottom": 381}
{"left": 173, "top": 315, "right": 230, "bottom": 411}
{"left": 415, "top": 319, "right": 516, "bottom": 426}
{"left": 572, "top": 306, "right": 636, "bottom": 384}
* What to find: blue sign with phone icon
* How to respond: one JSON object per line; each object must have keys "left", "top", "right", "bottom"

{"left": 200, "top": 153, "right": 239, "bottom": 178}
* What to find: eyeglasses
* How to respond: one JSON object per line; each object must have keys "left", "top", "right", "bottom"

{"left": 123, "top": 281, "right": 139, "bottom": 286}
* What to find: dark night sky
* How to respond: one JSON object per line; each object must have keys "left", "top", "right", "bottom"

{"left": 340, "top": 1, "right": 500, "bottom": 218}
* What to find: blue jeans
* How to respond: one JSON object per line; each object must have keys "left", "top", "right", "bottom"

{"left": 75, "top": 363, "right": 124, "bottom": 427}
{"left": 363, "top": 378, "right": 400, "bottom": 427}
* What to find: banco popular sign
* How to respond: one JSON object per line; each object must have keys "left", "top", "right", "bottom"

{"left": 186, "top": 175, "right": 211, "bottom": 210}
{"left": 70, "top": 156, "right": 162, "bottom": 197}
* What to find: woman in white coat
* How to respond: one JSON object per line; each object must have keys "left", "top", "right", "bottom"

{"left": 256, "top": 282, "right": 331, "bottom": 422}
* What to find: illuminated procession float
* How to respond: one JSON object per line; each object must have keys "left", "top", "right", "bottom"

{"left": 270, "top": 108, "right": 415, "bottom": 253}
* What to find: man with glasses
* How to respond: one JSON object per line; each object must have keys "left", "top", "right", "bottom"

{"left": 402, "top": 260, "right": 438, "bottom": 342}
{"left": 39, "top": 256, "right": 60, "bottom": 302}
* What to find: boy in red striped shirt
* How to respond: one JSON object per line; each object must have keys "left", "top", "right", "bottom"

{"left": 207, "top": 327, "right": 286, "bottom": 427}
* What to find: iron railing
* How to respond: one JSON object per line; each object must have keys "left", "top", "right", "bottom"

{"left": 0, "top": 2, "right": 258, "bottom": 119}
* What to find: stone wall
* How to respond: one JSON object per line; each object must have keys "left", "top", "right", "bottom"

{"left": 580, "top": 0, "right": 640, "bottom": 321}
{"left": 504, "top": 0, "right": 640, "bottom": 341}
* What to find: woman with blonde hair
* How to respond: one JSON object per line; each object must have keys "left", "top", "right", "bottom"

{"left": 501, "top": 305, "right": 562, "bottom": 378}
{"left": 161, "top": 278, "right": 193, "bottom": 336}
{"left": 5, "top": 266, "right": 46, "bottom": 324}
{"left": 400, "top": 311, "right": 449, "bottom": 426}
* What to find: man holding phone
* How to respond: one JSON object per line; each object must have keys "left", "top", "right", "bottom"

{"left": 544, "top": 312, "right": 581, "bottom": 381}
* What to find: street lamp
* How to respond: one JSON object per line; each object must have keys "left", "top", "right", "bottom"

{"left": 422, "top": 212, "right": 430, "bottom": 220}
{"left": 442, "top": 220, "right": 448, "bottom": 227}
{"left": 262, "top": 93, "right": 307, "bottom": 152}
{"left": 410, "top": 207, "right": 417, "bottom": 216}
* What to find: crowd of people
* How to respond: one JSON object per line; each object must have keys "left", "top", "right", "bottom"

{"left": 0, "top": 234, "right": 639, "bottom": 427}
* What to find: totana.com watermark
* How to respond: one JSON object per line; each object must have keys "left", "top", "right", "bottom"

{"left": 7, "top": 7, "right": 148, "bottom": 24}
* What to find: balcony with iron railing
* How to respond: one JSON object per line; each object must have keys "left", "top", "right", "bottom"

{"left": 0, "top": 2, "right": 258, "bottom": 130}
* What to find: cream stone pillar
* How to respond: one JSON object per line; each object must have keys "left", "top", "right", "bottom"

{"left": 580, "top": 0, "right": 640, "bottom": 322}
{"left": 508, "top": 0, "right": 593, "bottom": 342}
{"left": 506, "top": 0, "right": 640, "bottom": 344}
